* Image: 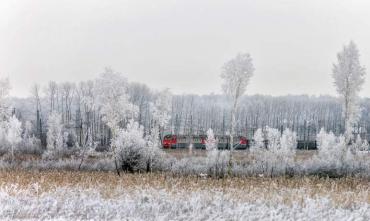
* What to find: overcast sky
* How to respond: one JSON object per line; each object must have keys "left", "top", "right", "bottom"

{"left": 1, "top": 0, "right": 370, "bottom": 97}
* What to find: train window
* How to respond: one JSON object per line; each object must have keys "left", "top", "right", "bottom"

{"left": 164, "top": 135, "right": 172, "bottom": 139}
{"left": 178, "top": 136, "right": 187, "bottom": 143}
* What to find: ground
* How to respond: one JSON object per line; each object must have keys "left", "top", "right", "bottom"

{"left": 165, "top": 148, "right": 315, "bottom": 160}
{"left": 1, "top": 170, "right": 370, "bottom": 220}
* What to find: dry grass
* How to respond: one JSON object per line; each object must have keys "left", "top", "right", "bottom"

{"left": 1, "top": 170, "right": 369, "bottom": 208}
{"left": 166, "top": 148, "right": 316, "bottom": 162}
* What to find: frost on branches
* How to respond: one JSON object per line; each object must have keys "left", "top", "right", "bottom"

{"left": 221, "top": 53, "right": 254, "bottom": 151}
{"left": 0, "top": 78, "right": 10, "bottom": 120}
{"left": 95, "top": 68, "right": 138, "bottom": 134}
{"left": 352, "top": 134, "right": 369, "bottom": 151}
{"left": 205, "top": 128, "right": 217, "bottom": 151}
{"left": 145, "top": 128, "right": 166, "bottom": 172}
{"left": 205, "top": 128, "right": 227, "bottom": 177}
{"left": 0, "top": 115, "right": 41, "bottom": 158}
{"left": 332, "top": 41, "right": 366, "bottom": 143}
{"left": 279, "top": 128, "right": 297, "bottom": 159}
{"left": 7, "top": 115, "right": 22, "bottom": 159}
{"left": 316, "top": 128, "right": 345, "bottom": 164}
{"left": 314, "top": 128, "right": 361, "bottom": 173}
{"left": 114, "top": 120, "right": 146, "bottom": 172}
{"left": 114, "top": 120, "right": 165, "bottom": 173}
{"left": 46, "top": 112, "right": 64, "bottom": 152}
{"left": 252, "top": 128, "right": 265, "bottom": 149}
{"left": 149, "top": 89, "right": 172, "bottom": 149}
{"left": 151, "top": 89, "right": 172, "bottom": 130}
{"left": 20, "top": 121, "right": 42, "bottom": 155}
{"left": 251, "top": 127, "right": 297, "bottom": 176}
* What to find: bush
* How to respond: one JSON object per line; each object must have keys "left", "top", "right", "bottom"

{"left": 249, "top": 127, "right": 297, "bottom": 176}
{"left": 204, "top": 128, "right": 228, "bottom": 177}
{"left": 206, "top": 150, "right": 229, "bottom": 178}
{"left": 18, "top": 136, "right": 43, "bottom": 155}
{"left": 114, "top": 121, "right": 147, "bottom": 172}
{"left": 42, "top": 148, "right": 76, "bottom": 160}
{"left": 171, "top": 157, "right": 206, "bottom": 176}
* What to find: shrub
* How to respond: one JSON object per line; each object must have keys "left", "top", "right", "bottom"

{"left": 114, "top": 120, "right": 147, "bottom": 172}
{"left": 46, "top": 112, "right": 64, "bottom": 151}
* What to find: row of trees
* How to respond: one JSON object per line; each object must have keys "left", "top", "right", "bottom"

{"left": 12, "top": 68, "right": 171, "bottom": 151}
{"left": 12, "top": 86, "right": 370, "bottom": 149}
{"left": 219, "top": 41, "right": 366, "bottom": 150}
{"left": 171, "top": 94, "right": 345, "bottom": 140}
{"left": 0, "top": 40, "right": 368, "bottom": 178}
{"left": 0, "top": 41, "right": 366, "bottom": 160}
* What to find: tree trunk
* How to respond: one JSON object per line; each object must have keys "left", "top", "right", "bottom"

{"left": 228, "top": 98, "right": 238, "bottom": 175}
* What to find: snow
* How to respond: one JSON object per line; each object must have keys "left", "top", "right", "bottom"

{"left": 0, "top": 183, "right": 369, "bottom": 220}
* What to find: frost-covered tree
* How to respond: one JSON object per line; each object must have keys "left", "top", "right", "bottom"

{"left": 361, "top": 139, "right": 369, "bottom": 151}
{"left": 280, "top": 128, "right": 297, "bottom": 153}
{"left": 252, "top": 128, "right": 265, "bottom": 149}
{"left": 7, "top": 115, "right": 22, "bottom": 160}
{"left": 20, "top": 121, "right": 42, "bottom": 155}
{"left": 152, "top": 89, "right": 172, "bottom": 128}
{"left": 23, "top": 121, "right": 33, "bottom": 140}
{"left": 63, "top": 131, "right": 69, "bottom": 148}
{"left": 114, "top": 120, "right": 146, "bottom": 172}
{"left": 205, "top": 128, "right": 227, "bottom": 177}
{"left": 95, "top": 68, "right": 138, "bottom": 174}
{"left": 265, "top": 127, "right": 280, "bottom": 150}
{"left": 221, "top": 53, "right": 254, "bottom": 168}
{"left": 351, "top": 134, "right": 369, "bottom": 152}
{"left": 151, "top": 88, "right": 172, "bottom": 143}
{"left": 332, "top": 41, "right": 366, "bottom": 143}
{"left": 250, "top": 127, "right": 296, "bottom": 176}
{"left": 76, "top": 80, "right": 97, "bottom": 147}
{"left": 279, "top": 128, "right": 297, "bottom": 164}
{"left": 44, "top": 81, "right": 58, "bottom": 113}
{"left": 205, "top": 128, "right": 217, "bottom": 151}
{"left": 353, "top": 134, "right": 363, "bottom": 151}
{"left": 46, "top": 112, "right": 63, "bottom": 151}
{"left": 144, "top": 132, "right": 159, "bottom": 172}
{"left": 96, "top": 68, "right": 138, "bottom": 134}
{"left": 0, "top": 78, "right": 10, "bottom": 120}
{"left": 316, "top": 128, "right": 337, "bottom": 158}
{"left": 316, "top": 128, "right": 347, "bottom": 166}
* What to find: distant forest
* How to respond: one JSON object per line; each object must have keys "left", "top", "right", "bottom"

{"left": 9, "top": 83, "right": 370, "bottom": 146}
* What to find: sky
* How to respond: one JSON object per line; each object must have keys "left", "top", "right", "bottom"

{"left": 1, "top": 0, "right": 370, "bottom": 97}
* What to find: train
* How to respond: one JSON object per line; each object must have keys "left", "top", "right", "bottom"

{"left": 163, "top": 135, "right": 248, "bottom": 150}
{"left": 162, "top": 134, "right": 317, "bottom": 150}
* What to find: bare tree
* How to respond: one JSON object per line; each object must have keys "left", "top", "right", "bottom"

{"left": 31, "top": 84, "right": 45, "bottom": 146}
{"left": 44, "top": 81, "right": 58, "bottom": 113}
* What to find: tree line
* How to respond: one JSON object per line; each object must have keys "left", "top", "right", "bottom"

{"left": 1, "top": 40, "right": 367, "bottom": 153}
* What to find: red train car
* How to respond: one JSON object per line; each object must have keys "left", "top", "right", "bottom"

{"left": 162, "top": 135, "right": 249, "bottom": 150}
{"left": 162, "top": 135, "right": 177, "bottom": 149}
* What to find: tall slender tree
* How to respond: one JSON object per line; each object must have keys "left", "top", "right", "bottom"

{"left": 0, "top": 78, "right": 10, "bottom": 121}
{"left": 332, "top": 41, "right": 366, "bottom": 143}
{"left": 221, "top": 52, "right": 254, "bottom": 167}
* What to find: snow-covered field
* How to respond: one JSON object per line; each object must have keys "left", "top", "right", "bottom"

{"left": 1, "top": 171, "right": 370, "bottom": 220}
{"left": 2, "top": 185, "right": 370, "bottom": 220}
